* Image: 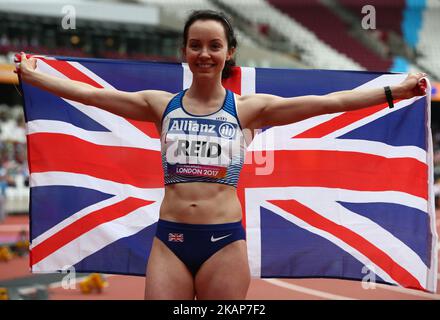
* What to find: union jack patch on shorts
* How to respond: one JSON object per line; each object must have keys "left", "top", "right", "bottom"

{"left": 168, "top": 233, "right": 184, "bottom": 242}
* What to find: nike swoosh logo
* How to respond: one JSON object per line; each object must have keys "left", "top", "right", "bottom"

{"left": 210, "top": 234, "right": 232, "bottom": 242}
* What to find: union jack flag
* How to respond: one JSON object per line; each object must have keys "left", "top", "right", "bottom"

{"left": 168, "top": 233, "right": 184, "bottom": 242}
{"left": 20, "top": 56, "right": 437, "bottom": 292}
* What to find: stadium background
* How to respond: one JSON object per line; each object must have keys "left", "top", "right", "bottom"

{"left": 0, "top": 0, "right": 439, "bottom": 300}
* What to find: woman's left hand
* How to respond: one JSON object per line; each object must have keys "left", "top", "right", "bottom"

{"left": 395, "top": 72, "right": 428, "bottom": 99}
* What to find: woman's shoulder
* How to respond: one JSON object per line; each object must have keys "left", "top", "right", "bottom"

{"left": 135, "top": 90, "right": 178, "bottom": 124}
{"left": 235, "top": 93, "right": 278, "bottom": 110}
{"left": 235, "top": 93, "right": 282, "bottom": 129}
{"left": 142, "top": 89, "right": 175, "bottom": 101}
{"left": 139, "top": 90, "right": 178, "bottom": 109}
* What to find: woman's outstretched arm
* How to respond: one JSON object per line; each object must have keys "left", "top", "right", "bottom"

{"left": 239, "top": 73, "right": 427, "bottom": 129}
{"left": 16, "top": 53, "right": 170, "bottom": 123}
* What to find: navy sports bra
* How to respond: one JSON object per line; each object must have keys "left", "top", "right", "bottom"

{"left": 160, "top": 89, "right": 246, "bottom": 187}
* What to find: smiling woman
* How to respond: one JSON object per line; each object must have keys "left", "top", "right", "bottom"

{"left": 15, "top": 8, "right": 428, "bottom": 300}
{"left": 182, "top": 10, "right": 237, "bottom": 80}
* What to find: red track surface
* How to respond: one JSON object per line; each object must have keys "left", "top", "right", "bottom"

{"left": 1, "top": 213, "right": 439, "bottom": 300}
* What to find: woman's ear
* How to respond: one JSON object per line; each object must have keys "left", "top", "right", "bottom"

{"left": 226, "top": 47, "right": 236, "bottom": 61}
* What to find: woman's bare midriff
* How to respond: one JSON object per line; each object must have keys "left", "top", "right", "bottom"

{"left": 159, "top": 182, "right": 243, "bottom": 224}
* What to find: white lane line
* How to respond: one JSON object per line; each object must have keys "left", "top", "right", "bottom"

{"left": 371, "top": 283, "right": 440, "bottom": 299}
{"left": 265, "top": 279, "right": 440, "bottom": 300}
{"left": 263, "top": 279, "right": 356, "bottom": 300}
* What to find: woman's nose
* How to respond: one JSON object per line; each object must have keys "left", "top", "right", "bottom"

{"left": 199, "top": 47, "right": 210, "bottom": 58}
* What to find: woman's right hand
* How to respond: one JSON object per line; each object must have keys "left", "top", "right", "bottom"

{"left": 14, "top": 52, "right": 39, "bottom": 81}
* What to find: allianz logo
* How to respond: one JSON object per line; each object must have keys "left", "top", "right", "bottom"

{"left": 169, "top": 119, "right": 237, "bottom": 139}
{"left": 218, "top": 123, "right": 236, "bottom": 139}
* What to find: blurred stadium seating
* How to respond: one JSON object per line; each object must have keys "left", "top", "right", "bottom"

{"left": 216, "top": 0, "right": 363, "bottom": 69}
{"left": 0, "top": 103, "right": 28, "bottom": 216}
{"left": 0, "top": 0, "right": 438, "bottom": 218}
{"left": 417, "top": 0, "right": 440, "bottom": 80}
{"left": 268, "top": 0, "right": 392, "bottom": 71}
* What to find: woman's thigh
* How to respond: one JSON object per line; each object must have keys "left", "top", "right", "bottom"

{"left": 144, "top": 237, "right": 195, "bottom": 300}
{"left": 195, "top": 240, "right": 250, "bottom": 300}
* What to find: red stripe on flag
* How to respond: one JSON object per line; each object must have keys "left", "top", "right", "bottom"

{"left": 269, "top": 199, "right": 424, "bottom": 291}
{"left": 222, "top": 66, "right": 242, "bottom": 95}
{"left": 30, "top": 197, "right": 154, "bottom": 266}
{"left": 124, "top": 120, "right": 160, "bottom": 139}
{"left": 43, "top": 59, "right": 103, "bottom": 88}
{"left": 293, "top": 102, "right": 399, "bottom": 138}
{"left": 28, "top": 133, "right": 164, "bottom": 188}
{"left": 239, "top": 150, "right": 427, "bottom": 199}
{"left": 43, "top": 59, "right": 159, "bottom": 138}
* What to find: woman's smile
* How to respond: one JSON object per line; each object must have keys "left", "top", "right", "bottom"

{"left": 196, "top": 62, "right": 216, "bottom": 69}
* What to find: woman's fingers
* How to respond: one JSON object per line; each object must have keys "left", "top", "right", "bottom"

{"left": 408, "top": 72, "right": 426, "bottom": 81}
{"left": 15, "top": 52, "right": 45, "bottom": 68}
{"left": 14, "top": 52, "right": 34, "bottom": 75}
{"left": 417, "top": 73, "right": 427, "bottom": 82}
{"left": 14, "top": 53, "right": 25, "bottom": 71}
{"left": 418, "top": 78, "right": 427, "bottom": 95}
{"left": 404, "top": 73, "right": 428, "bottom": 96}
{"left": 15, "top": 52, "right": 33, "bottom": 63}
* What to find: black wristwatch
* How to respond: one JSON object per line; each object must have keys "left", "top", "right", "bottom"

{"left": 384, "top": 86, "right": 394, "bottom": 109}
